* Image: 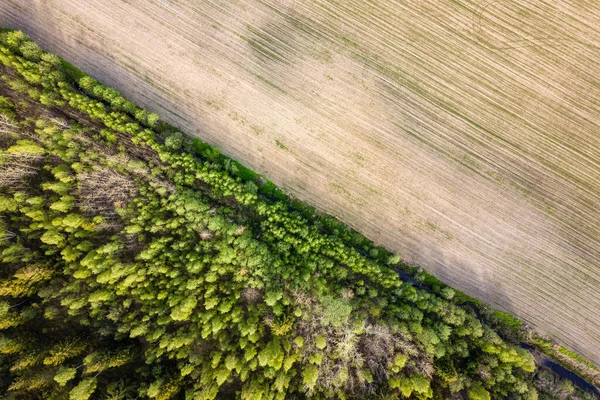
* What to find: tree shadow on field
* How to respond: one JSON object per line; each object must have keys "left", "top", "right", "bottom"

{"left": 413, "top": 243, "right": 519, "bottom": 321}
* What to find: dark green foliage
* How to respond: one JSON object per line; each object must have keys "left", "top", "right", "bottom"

{"left": 60, "top": 60, "right": 86, "bottom": 82}
{"left": 193, "top": 138, "right": 221, "bottom": 162}
{"left": 1, "top": 30, "right": 593, "bottom": 400}
{"left": 491, "top": 310, "right": 523, "bottom": 337}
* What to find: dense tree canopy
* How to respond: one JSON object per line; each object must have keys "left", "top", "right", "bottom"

{"left": 0, "top": 29, "right": 591, "bottom": 400}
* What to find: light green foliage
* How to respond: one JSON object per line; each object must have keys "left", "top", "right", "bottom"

{"left": 147, "top": 378, "right": 181, "bottom": 400}
{"left": 40, "top": 229, "right": 65, "bottom": 245}
{"left": 391, "top": 353, "right": 407, "bottom": 372}
{"left": 147, "top": 113, "right": 160, "bottom": 127}
{"left": 398, "top": 378, "right": 414, "bottom": 397}
{"left": 264, "top": 290, "right": 283, "bottom": 307}
{"left": 62, "top": 213, "right": 86, "bottom": 229}
{"left": 517, "top": 348, "right": 536, "bottom": 373}
{"left": 164, "top": 132, "right": 183, "bottom": 150}
{"left": 6, "top": 139, "right": 45, "bottom": 156}
{"left": 314, "top": 335, "right": 327, "bottom": 350}
{"left": 257, "top": 338, "right": 283, "bottom": 369}
{"left": 410, "top": 374, "right": 433, "bottom": 398}
{"left": 308, "top": 352, "right": 323, "bottom": 365}
{"left": 43, "top": 339, "right": 86, "bottom": 366}
{"left": 69, "top": 377, "right": 97, "bottom": 400}
{"left": 468, "top": 383, "right": 491, "bottom": 400}
{"left": 0, "top": 265, "right": 53, "bottom": 297}
{"left": 170, "top": 295, "right": 197, "bottom": 321}
{"left": 54, "top": 366, "right": 77, "bottom": 386}
{"left": 321, "top": 296, "right": 352, "bottom": 327}
{"left": 302, "top": 364, "right": 319, "bottom": 390}
{"left": 440, "top": 287, "right": 455, "bottom": 300}
{"left": 387, "top": 254, "right": 401, "bottom": 265}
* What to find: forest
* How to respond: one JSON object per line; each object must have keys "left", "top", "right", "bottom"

{"left": 0, "top": 30, "right": 597, "bottom": 399}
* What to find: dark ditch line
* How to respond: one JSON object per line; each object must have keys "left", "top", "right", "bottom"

{"left": 521, "top": 343, "right": 600, "bottom": 398}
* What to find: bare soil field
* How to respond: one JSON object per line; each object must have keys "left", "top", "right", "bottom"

{"left": 2, "top": 0, "right": 599, "bottom": 365}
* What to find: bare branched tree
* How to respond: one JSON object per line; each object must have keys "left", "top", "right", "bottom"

{"left": 0, "top": 154, "right": 41, "bottom": 188}
{"left": 289, "top": 289, "right": 435, "bottom": 397}
{"left": 0, "top": 115, "right": 45, "bottom": 143}
{"left": 0, "top": 114, "right": 17, "bottom": 134}
{"left": 77, "top": 167, "right": 138, "bottom": 223}
{"left": 0, "top": 218, "right": 16, "bottom": 242}
{"left": 48, "top": 117, "right": 70, "bottom": 129}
